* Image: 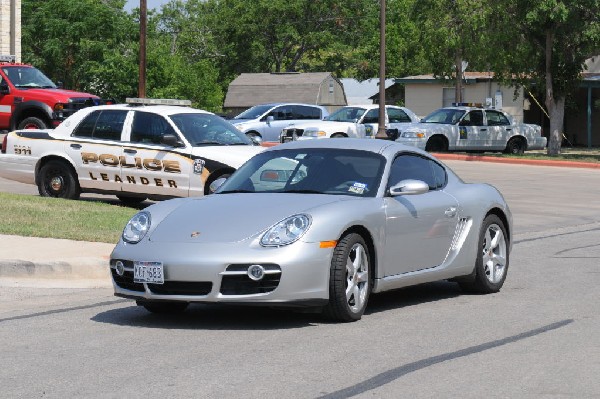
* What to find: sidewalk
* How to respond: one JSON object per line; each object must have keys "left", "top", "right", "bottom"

{"left": 0, "top": 234, "right": 114, "bottom": 280}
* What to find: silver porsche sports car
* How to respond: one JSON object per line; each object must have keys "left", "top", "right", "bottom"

{"left": 110, "top": 139, "right": 512, "bottom": 322}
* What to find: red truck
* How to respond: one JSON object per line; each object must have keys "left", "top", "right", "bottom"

{"left": 0, "top": 55, "right": 109, "bottom": 131}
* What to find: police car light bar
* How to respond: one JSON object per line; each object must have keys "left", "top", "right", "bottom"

{"left": 0, "top": 55, "right": 16, "bottom": 63}
{"left": 126, "top": 98, "right": 192, "bottom": 106}
{"left": 452, "top": 102, "right": 483, "bottom": 107}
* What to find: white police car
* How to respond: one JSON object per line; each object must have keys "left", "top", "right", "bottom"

{"left": 395, "top": 104, "right": 547, "bottom": 153}
{"left": 0, "top": 98, "right": 263, "bottom": 203}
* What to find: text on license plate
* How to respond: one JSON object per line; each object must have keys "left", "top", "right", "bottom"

{"left": 134, "top": 261, "right": 164, "bottom": 284}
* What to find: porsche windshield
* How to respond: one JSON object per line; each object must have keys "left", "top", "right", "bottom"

{"left": 218, "top": 148, "right": 385, "bottom": 197}
{"left": 421, "top": 108, "right": 466, "bottom": 124}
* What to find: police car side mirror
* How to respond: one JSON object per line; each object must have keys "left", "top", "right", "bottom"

{"left": 0, "top": 83, "right": 9, "bottom": 95}
{"left": 161, "top": 134, "right": 185, "bottom": 147}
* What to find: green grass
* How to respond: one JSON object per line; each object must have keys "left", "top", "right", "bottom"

{"left": 0, "top": 192, "right": 138, "bottom": 243}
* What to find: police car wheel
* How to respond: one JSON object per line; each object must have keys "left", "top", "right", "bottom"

{"left": 117, "top": 195, "right": 147, "bottom": 206}
{"left": 38, "top": 160, "right": 81, "bottom": 200}
{"left": 504, "top": 138, "right": 525, "bottom": 155}
{"left": 18, "top": 116, "right": 49, "bottom": 130}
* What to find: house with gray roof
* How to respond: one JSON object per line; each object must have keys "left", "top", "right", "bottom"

{"left": 223, "top": 72, "right": 347, "bottom": 116}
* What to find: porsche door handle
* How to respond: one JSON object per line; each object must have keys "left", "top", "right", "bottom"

{"left": 444, "top": 207, "right": 457, "bottom": 218}
{"left": 70, "top": 144, "right": 82, "bottom": 150}
{"left": 124, "top": 149, "right": 137, "bottom": 154}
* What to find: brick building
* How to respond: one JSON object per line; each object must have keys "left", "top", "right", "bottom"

{"left": 0, "top": 0, "right": 20, "bottom": 61}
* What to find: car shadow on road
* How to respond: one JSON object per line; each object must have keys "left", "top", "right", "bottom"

{"left": 365, "top": 281, "right": 463, "bottom": 316}
{"left": 92, "top": 281, "right": 465, "bottom": 330}
{"left": 91, "top": 302, "right": 322, "bottom": 330}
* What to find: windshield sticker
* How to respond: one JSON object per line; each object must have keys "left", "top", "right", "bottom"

{"left": 348, "top": 182, "right": 367, "bottom": 194}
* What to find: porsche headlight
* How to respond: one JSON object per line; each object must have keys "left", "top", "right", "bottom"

{"left": 122, "top": 211, "right": 151, "bottom": 244}
{"left": 261, "top": 214, "right": 311, "bottom": 247}
{"left": 401, "top": 131, "right": 425, "bottom": 138}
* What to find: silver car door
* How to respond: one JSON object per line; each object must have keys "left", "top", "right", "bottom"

{"left": 382, "top": 154, "right": 459, "bottom": 276}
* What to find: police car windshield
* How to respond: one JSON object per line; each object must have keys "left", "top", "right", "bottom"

{"left": 170, "top": 113, "right": 252, "bottom": 146}
{"left": 2, "top": 66, "right": 57, "bottom": 89}
{"left": 325, "top": 107, "right": 367, "bottom": 122}
{"left": 421, "top": 109, "right": 465, "bottom": 124}
{"left": 233, "top": 104, "right": 274, "bottom": 120}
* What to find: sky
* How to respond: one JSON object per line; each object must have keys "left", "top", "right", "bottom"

{"left": 124, "top": 0, "right": 173, "bottom": 12}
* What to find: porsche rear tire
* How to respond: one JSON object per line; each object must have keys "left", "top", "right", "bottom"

{"left": 324, "top": 233, "right": 371, "bottom": 322}
{"left": 459, "top": 214, "right": 509, "bottom": 294}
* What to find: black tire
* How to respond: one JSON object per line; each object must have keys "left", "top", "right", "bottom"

{"left": 37, "top": 160, "right": 80, "bottom": 199}
{"left": 459, "top": 214, "right": 509, "bottom": 294}
{"left": 425, "top": 136, "right": 448, "bottom": 152}
{"left": 117, "top": 195, "right": 147, "bottom": 206}
{"left": 324, "top": 233, "right": 371, "bottom": 322}
{"left": 204, "top": 172, "right": 231, "bottom": 195}
{"left": 504, "top": 138, "right": 525, "bottom": 155}
{"left": 18, "top": 116, "right": 50, "bottom": 130}
{"left": 137, "top": 300, "right": 189, "bottom": 314}
{"left": 245, "top": 131, "right": 261, "bottom": 141}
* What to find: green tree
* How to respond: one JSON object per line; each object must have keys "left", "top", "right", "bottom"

{"left": 488, "top": 0, "right": 600, "bottom": 155}
{"left": 413, "top": 0, "right": 491, "bottom": 102}
{"left": 22, "top": 0, "right": 137, "bottom": 98}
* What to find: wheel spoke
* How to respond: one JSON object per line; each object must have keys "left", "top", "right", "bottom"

{"left": 356, "top": 271, "right": 369, "bottom": 283}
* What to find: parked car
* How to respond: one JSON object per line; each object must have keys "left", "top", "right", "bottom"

{"left": 280, "top": 105, "right": 419, "bottom": 142}
{"left": 230, "top": 103, "right": 329, "bottom": 142}
{"left": 395, "top": 105, "right": 547, "bottom": 153}
{"left": 110, "top": 138, "right": 512, "bottom": 322}
{"left": 0, "top": 54, "right": 111, "bottom": 131}
{"left": 0, "top": 98, "right": 263, "bottom": 203}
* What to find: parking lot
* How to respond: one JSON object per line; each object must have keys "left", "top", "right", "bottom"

{"left": 0, "top": 160, "right": 599, "bottom": 398}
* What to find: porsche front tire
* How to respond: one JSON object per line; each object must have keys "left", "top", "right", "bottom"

{"left": 324, "top": 233, "right": 371, "bottom": 322}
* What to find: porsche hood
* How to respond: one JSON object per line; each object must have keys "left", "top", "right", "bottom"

{"left": 148, "top": 194, "right": 345, "bottom": 244}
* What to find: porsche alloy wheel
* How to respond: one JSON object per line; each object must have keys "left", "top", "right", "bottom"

{"left": 325, "top": 233, "right": 371, "bottom": 322}
{"left": 460, "top": 215, "right": 509, "bottom": 294}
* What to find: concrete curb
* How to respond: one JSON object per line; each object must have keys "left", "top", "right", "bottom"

{"left": 261, "top": 142, "right": 600, "bottom": 169}
{"left": 432, "top": 153, "right": 600, "bottom": 169}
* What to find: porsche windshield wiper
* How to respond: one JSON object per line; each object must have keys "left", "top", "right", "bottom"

{"left": 217, "top": 189, "right": 254, "bottom": 194}
{"left": 281, "top": 189, "right": 323, "bottom": 194}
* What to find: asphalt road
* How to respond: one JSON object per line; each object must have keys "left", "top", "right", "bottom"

{"left": 1, "top": 161, "right": 599, "bottom": 398}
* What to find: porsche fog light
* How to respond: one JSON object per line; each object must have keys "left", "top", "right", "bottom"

{"left": 247, "top": 264, "right": 265, "bottom": 281}
{"left": 261, "top": 214, "right": 311, "bottom": 247}
{"left": 122, "top": 211, "right": 151, "bottom": 244}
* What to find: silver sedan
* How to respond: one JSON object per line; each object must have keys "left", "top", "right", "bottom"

{"left": 110, "top": 139, "right": 512, "bottom": 322}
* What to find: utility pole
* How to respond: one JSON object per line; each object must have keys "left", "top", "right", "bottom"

{"left": 376, "top": 0, "right": 387, "bottom": 139}
{"left": 138, "top": 0, "right": 147, "bottom": 97}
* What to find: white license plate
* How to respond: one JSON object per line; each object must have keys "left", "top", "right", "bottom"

{"left": 133, "top": 261, "right": 164, "bottom": 284}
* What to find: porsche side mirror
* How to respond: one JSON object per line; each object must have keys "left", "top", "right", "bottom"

{"left": 209, "top": 177, "right": 228, "bottom": 193}
{"left": 389, "top": 179, "right": 429, "bottom": 196}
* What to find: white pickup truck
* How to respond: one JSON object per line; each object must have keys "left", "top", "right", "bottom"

{"left": 0, "top": 98, "right": 263, "bottom": 203}
{"left": 395, "top": 105, "right": 547, "bottom": 153}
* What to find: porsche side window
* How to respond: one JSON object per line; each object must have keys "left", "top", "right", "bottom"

{"left": 72, "top": 110, "right": 126, "bottom": 141}
{"left": 131, "top": 111, "right": 177, "bottom": 145}
{"left": 431, "top": 160, "right": 447, "bottom": 189}
{"left": 388, "top": 154, "right": 437, "bottom": 190}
